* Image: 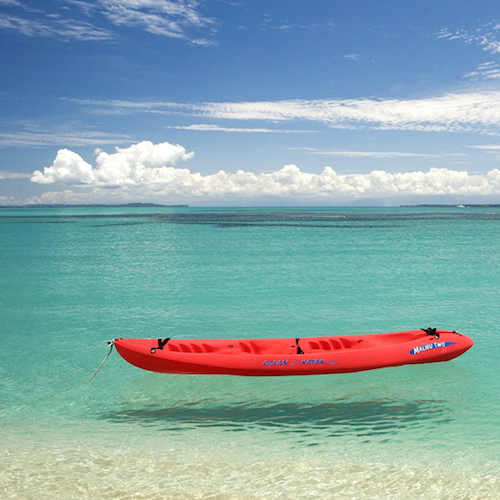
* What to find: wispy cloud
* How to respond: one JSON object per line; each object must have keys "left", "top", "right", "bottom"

{"left": 261, "top": 14, "right": 320, "bottom": 33}
{"left": 342, "top": 54, "right": 360, "bottom": 61}
{"left": 0, "top": 12, "right": 114, "bottom": 41}
{"left": 464, "top": 61, "right": 500, "bottom": 81}
{"left": 467, "top": 144, "right": 500, "bottom": 160}
{"left": 0, "top": 129, "right": 131, "bottom": 147}
{"left": 97, "top": 0, "right": 217, "bottom": 45}
{"left": 29, "top": 140, "right": 500, "bottom": 202}
{"left": 0, "top": 170, "right": 31, "bottom": 179}
{"left": 0, "top": 0, "right": 25, "bottom": 7}
{"left": 0, "top": 0, "right": 216, "bottom": 44}
{"left": 437, "top": 23, "right": 500, "bottom": 54}
{"left": 71, "top": 91, "right": 500, "bottom": 134}
{"left": 468, "top": 144, "right": 500, "bottom": 151}
{"left": 169, "top": 124, "right": 316, "bottom": 133}
{"left": 292, "top": 148, "right": 467, "bottom": 160}
{"left": 63, "top": 98, "right": 182, "bottom": 115}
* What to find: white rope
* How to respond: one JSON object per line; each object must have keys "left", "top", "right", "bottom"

{"left": 0, "top": 340, "right": 115, "bottom": 411}
{"left": 86, "top": 340, "right": 115, "bottom": 382}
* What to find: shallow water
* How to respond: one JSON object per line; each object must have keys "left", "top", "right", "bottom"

{"left": 0, "top": 207, "right": 499, "bottom": 498}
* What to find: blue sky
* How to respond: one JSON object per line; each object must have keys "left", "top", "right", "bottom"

{"left": 2, "top": 0, "right": 500, "bottom": 205}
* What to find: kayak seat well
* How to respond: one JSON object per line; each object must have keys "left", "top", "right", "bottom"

{"left": 166, "top": 342, "right": 216, "bottom": 353}
{"left": 164, "top": 340, "right": 266, "bottom": 355}
{"left": 304, "top": 337, "right": 357, "bottom": 351}
{"left": 244, "top": 340, "right": 296, "bottom": 355}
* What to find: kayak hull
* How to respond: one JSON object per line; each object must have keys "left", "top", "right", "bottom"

{"left": 114, "top": 329, "right": 473, "bottom": 377}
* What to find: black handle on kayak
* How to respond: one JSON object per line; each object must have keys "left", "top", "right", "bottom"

{"left": 151, "top": 337, "right": 170, "bottom": 354}
{"left": 421, "top": 327, "right": 439, "bottom": 339}
{"left": 296, "top": 338, "right": 305, "bottom": 355}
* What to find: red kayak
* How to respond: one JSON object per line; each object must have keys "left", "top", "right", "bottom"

{"left": 114, "top": 328, "right": 473, "bottom": 377}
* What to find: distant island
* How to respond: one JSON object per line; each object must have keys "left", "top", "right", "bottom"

{"left": 0, "top": 203, "right": 189, "bottom": 208}
{"left": 403, "top": 204, "right": 500, "bottom": 208}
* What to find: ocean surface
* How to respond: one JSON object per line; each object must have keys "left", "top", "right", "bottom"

{"left": 0, "top": 206, "right": 499, "bottom": 499}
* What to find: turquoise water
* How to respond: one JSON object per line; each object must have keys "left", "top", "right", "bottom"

{"left": 0, "top": 206, "right": 499, "bottom": 499}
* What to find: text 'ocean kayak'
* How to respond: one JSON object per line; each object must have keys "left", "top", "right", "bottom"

{"left": 114, "top": 328, "right": 473, "bottom": 377}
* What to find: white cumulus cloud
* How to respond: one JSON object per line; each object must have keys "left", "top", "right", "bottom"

{"left": 30, "top": 141, "right": 500, "bottom": 201}
{"left": 31, "top": 141, "right": 194, "bottom": 186}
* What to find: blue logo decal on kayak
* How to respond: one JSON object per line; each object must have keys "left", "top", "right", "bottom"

{"left": 301, "top": 358, "right": 325, "bottom": 365}
{"left": 262, "top": 358, "right": 338, "bottom": 367}
{"left": 410, "top": 341, "right": 457, "bottom": 355}
{"left": 263, "top": 359, "right": 289, "bottom": 366}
